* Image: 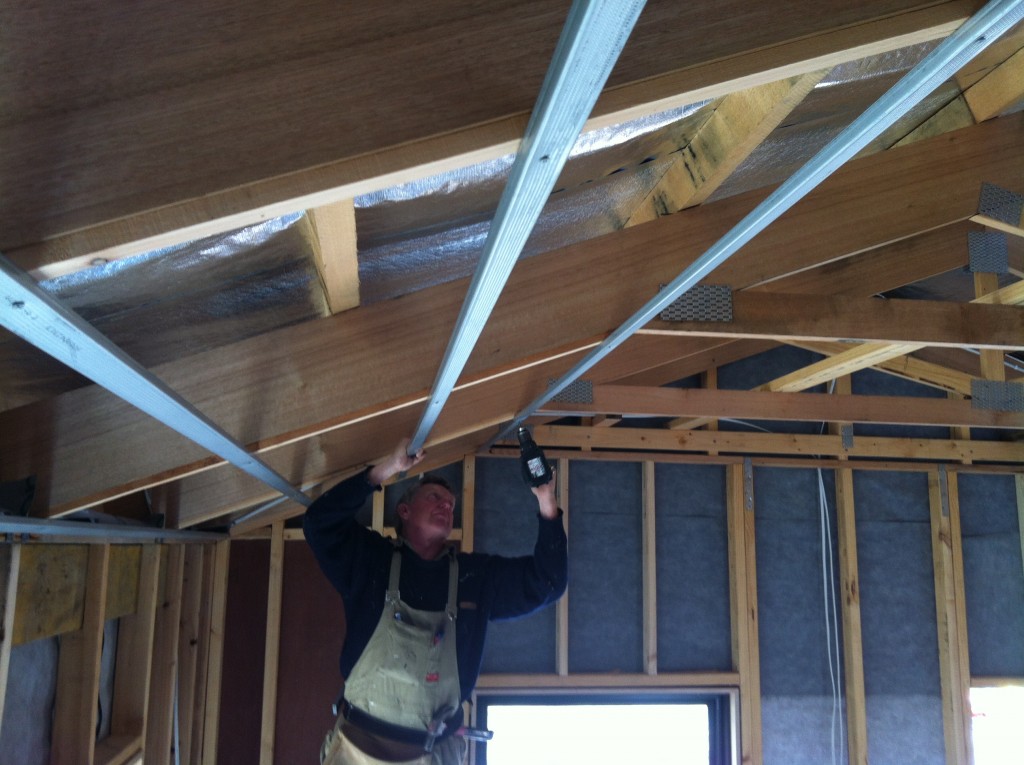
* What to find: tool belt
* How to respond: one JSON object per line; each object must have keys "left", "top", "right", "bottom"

{"left": 342, "top": 701, "right": 454, "bottom": 753}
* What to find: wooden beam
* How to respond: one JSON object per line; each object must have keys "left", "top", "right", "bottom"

{"left": 975, "top": 273, "right": 1008, "bottom": 382}
{"left": 793, "top": 340, "right": 980, "bottom": 395}
{"left": 769, "top": 277, "right": 1024, "bottom": 392}
{"left": 13, "top": 544, "right": 89, "bottom": 644}
{"left": 963, "top": 44, "right": 1024, "bottom": 122}
{"left": 531, "top": 424, "right": 1024, "bottom": 465}
{"left": 640, "top": 292, "right": 1024, "bottom": 349}
{"left": 642, "top": 462, "right": 657, "bottom": 675}
{"left": 834, "top": 468, "right": 869, "bottom": 765}
{"left": 475, "top": 671, "right": 740, "bottom": 690}
{"left": 929, "top": 469, "right": 972, "bottom": 765}
{"left": 51, "top": 544, "right": 109, "bottom": 765}
{"left": 145, "top": 545, "right": 185, "bottom": 765}
{"left": 754, "top": 219, "right": 972, "bottom": 297}
{"left": 894, "top": 95, "right": 976, "bottom": 147}
{"left": 538, "top": 384, "right": 1024, "bottom": 430}
{"left": 199, "top": 540, "right": 231, "bottom": 765}
{"left": 305, "top": 200, "right": 360, "bottom": 315}
{"left": 106, "top": 545, "right": 142, "bottom": 621}
{"left": 768, "top": 342, "right": 927, "bottom": 392}
{"left": 0, "top": 544, "right": 20, "bottom": 732}
{"left": 727, "top": 462, "right": 762, "bottom": 763}
{"left": 625, "top": 70, "right": 825, "bottom": 225}
{"left": 556, "top": 458, "right": 570, "bottom": 677}
{"left": 4, "top": 1, "right": 974, "bottom": 270}
{"left": 93, "top": 736, "right": 143, "bottom": 765}
{"left": 461, "top": 456, "right": 476, "bottom": 553}
{"left": 110, "top": 545, "right": 161, "bottom": 745}
{"left": 260, "top": 526, "right": 284, "bottom": 765}
{"left": 176, "top": 545, "right": 205, "bottom": 763}
{"left": 190, "top": 544, "right": 217, "bottom": 765}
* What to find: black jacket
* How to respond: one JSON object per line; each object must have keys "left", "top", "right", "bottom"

{"left": 303, "top": 467, "right": 568, "bottom": 704}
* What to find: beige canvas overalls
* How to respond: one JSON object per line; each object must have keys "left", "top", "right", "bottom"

{"left": 320, "top": 546, "right": 468, "bottom": 765}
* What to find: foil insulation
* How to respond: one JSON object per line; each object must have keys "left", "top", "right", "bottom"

{"left": 0, "top": 214, "right": 324, "bottom": 408}
{"left": 709, "top": 41, "right": 952, "bottom": 202}
{"left": 355, "top": 101, "right": 712, "bottom": 304}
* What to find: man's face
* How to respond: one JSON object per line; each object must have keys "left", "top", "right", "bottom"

{"left": 399, "top": 482, "right": 455, "bottom": 541}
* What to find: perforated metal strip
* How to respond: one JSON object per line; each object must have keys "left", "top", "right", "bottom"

{"left": 549, "top": 378, "right": 594, "bottom": 404}
{"left": 978, "top": 182, "right": 1024, "bottom": 225}
{"left": 971, "top": 379, "right": 1024, "bottom": 411}
{"left": 659, "top": 284, "right": 734, "bottom": 322}
{"left": 840, "top": 425, "right": 855, "bottom": 450}
{"left": 968, "top": 230, "right": 1009, "bottom": 273}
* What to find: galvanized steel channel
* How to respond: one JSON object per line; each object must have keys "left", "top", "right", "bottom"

{"left": 0, "top": 255, "right": 311, "bottom": 509}
{"left": 407, "top": 0, "right": 647, "bottom": 454}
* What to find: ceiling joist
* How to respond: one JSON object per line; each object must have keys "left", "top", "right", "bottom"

{"left": 536, "top": 384, "right": 1024, "bottom": 430}
{"left": 762, "top": 277, "right": 1024, "bottom": 392}
{"left": 526, "top": 424, "right": 1024, "bottom": 465}
{"left": 639, "top": 291, "right": 1024, "bottom": 349}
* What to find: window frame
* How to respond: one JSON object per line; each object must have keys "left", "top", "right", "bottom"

{"left": 471, "top": 687, "right": 737, "bottom": 765}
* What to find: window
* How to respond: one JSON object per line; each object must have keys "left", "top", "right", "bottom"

{"left": 473, "top": 691, "right": 734, "bottom": 765}
{"left": 970, "top": 685, "right": 1024, "bottom": 764}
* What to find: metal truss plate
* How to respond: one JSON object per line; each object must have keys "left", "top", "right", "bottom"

{"left": 549, "top": 378, "right": 593, "bottom": 404}
{"left": 659, "top": 284, "right": 733, "bottom": 322}
{"left": 968, "top": 230, "right": 1009, "bottom": 274}
{"left": 978, "top": 182, "right": 1024, "bottom": 226}
{"left": 971, "top": 379, "right": 1024, "bottom": 412}
{"left": 840, "top": 424, "right": 855, "bottom": 450}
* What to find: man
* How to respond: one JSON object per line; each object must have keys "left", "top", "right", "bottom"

{"left": 304, "top": 439, "right": 568, "bottom": 764}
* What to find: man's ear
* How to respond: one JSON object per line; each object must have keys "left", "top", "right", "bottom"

{"left": 396, "top": 502, "right": 410, "bottom": 520}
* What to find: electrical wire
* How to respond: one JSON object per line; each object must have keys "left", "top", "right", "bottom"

{"left": 728, "top": 393, "right": 847, "bottom": 761}
{"left": 817, "top": 467, "right": 845, "bottom": 765}
{"left": 818, "top": 380, "right": 845, "bottom": 765}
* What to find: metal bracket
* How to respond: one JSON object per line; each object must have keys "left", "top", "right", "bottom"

{"left": 840, "top": 424, "right": 855, "bottom": 451}
{"left": 659, "top": 284, "right": 733, "bottom": 322}
{"left": 968, "top": 230, "right": 1009, "bottom": 274}
{"left": 549, "top": 378, "right": 594, "bottom": 404}
{"left": 971, "top": 380, "right": 1024, "bottom": 412}
{"left": 978, "top": 182, "right": 1024, "bottom": 226}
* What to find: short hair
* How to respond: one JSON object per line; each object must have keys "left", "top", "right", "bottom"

{"left": 394, "top": 474, "right": 454, "bottom": 536}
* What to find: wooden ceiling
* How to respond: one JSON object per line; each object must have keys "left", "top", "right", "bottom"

{"left": 2, "top": 1, "right": 1023, "bottom": 531}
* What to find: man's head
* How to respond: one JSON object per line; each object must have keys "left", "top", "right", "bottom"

{"left": 395, "top": 475, "right": 455, "bottom": 550}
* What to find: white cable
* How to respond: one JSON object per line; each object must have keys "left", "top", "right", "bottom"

{"left": 716, "top": 412, "right": 849, "bottom": 762}
{"left": 818, "top": 379, "right": 845, "bottom": 764}
{"left": 818, "top": 467, "right": 845, "bottom": 764}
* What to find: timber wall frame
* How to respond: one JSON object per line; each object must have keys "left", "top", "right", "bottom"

{"left": 235, "top": 449, "right": 1023, "bottom": 765}
{"left": 0, "top": 537, "right": 229, "bottom": 765}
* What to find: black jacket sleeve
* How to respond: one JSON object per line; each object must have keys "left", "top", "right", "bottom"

{"left": 302, "top": 468, "right": 388, "bottom": 598}
{"left": 483, "top": 512, "right": 568, "bottom": 621}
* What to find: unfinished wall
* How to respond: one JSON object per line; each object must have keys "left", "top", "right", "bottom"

{"left": 217, "top": 437, "right": 1022, "bottom": 764}
{"left": 0, "top": 541, "right": 230, "bottom": 765}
